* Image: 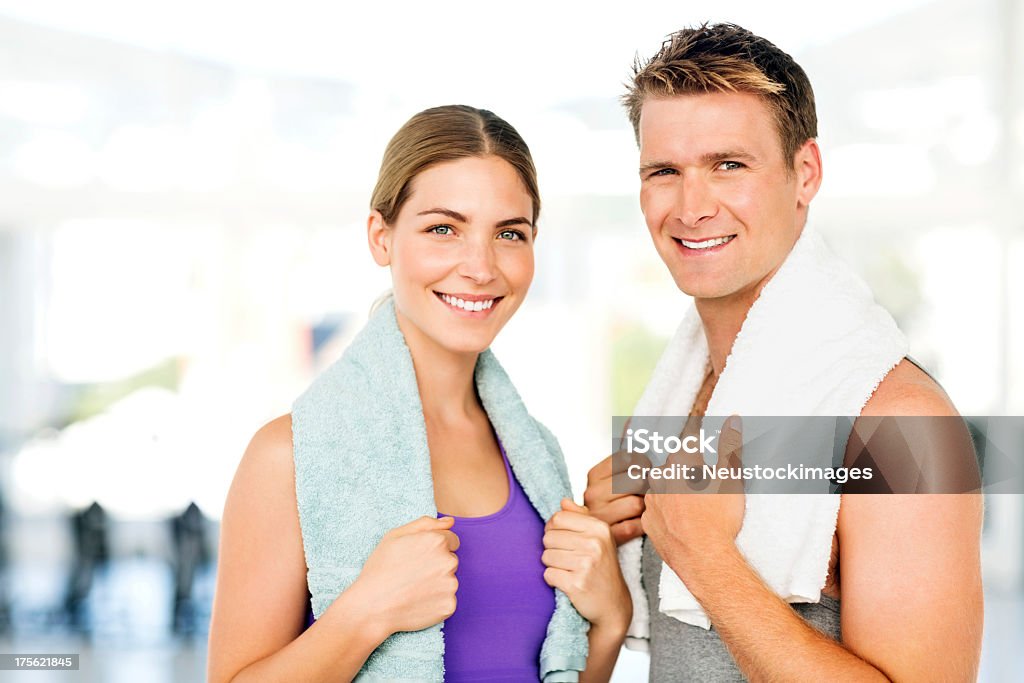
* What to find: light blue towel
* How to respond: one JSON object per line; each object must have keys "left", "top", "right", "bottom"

{"left": 292, "top": 297, "right": 589, "bottom": 681}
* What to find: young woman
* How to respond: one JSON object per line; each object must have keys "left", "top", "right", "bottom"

{"left": 208, "top": 105, "right": 631, "bottom": 682}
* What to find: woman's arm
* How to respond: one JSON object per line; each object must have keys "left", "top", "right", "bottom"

{"left": 580, "top": 622, "right": 630, "bottom": 683}
{"left": 542, "top": 499, "right": 631, "bottom": 683}
{"left": 207, "top": 415, "right": 388, "bottom": 683}
{"left": 208, "top": 415, "right": 462, "bottom": 683}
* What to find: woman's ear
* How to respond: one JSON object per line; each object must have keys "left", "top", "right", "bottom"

{"left": 367, "top": 210, "right": 391, "bottom": 266}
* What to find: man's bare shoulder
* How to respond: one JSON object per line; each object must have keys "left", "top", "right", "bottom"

{"left": 861, "top": 359, "right": 958, "bottom": 418}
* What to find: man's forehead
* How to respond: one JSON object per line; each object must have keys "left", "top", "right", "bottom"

{"left": 637, "top": 92, "right": 779, "bottom": 161}
{"left": 639, "top": 91, "right": 773, "bottom": 123}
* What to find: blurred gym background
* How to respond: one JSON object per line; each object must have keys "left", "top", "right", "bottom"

{"left": 0, "top": 0, "right": 1021, "bottom": 680}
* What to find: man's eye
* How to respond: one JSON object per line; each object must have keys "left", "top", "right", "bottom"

{"left": 428, "top": 225, "right": 454, "bottom": 235}
{"left": 498, "top": 229, "right": 525, "bottom": 241}
{"left": 718, "top": 161, "right": 744, "bottom": 171}
{"left": 650, "top": 168, "right": 677, "bottom": 177}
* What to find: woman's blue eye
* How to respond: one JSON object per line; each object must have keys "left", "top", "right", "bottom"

{"left": 498, "top": 230, "right": 525, "bottom": 241}
{"left": 429, "top": 225, "right": 453, "bottom": 235}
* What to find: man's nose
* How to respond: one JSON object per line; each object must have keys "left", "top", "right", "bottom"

{"left": 457, "top": 238, "right": 497, "bottom": 284}
{"left": 674, "top": 171, "right": 718, "bottom": 228}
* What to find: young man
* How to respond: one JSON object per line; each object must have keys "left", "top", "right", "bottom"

{"left": 584, "top": 24, "right": 983, "bottom": 681}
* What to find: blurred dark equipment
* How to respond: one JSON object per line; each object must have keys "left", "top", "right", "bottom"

{"left": 63, "top": 501, "right": 110, "bottom": 631}
{"left": 0, "top": 493, "right": 10, "bottom": 634}
{"left": 171, "top": 501, "right": 210, "bottom": 635}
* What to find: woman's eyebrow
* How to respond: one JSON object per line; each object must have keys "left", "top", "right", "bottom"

{"left": 496, "top": 217, "right": 533, "bottom": 228}
{"left": 417, "top": 207, "right": 467, "bottom": 222}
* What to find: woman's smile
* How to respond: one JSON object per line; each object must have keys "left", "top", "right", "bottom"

{"left": 434, "top": 290, "right": 504, "bottom": 317}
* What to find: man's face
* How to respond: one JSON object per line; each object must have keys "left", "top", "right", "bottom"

{"left": 638, "top": 91, "right": 817, "bottom": 305}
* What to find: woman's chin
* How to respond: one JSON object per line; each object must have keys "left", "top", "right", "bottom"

{"left": 436, "top": 332, "right": 498, "bottom": 356}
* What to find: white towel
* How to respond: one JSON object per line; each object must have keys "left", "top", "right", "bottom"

{"left": 621, "top": 226, "right": 908, "bottom": 644}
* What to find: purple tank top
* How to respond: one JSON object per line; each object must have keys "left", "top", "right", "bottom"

{"left": 436, "top": 445, "right": 555, "bottom": 681}
{"left": 302, "top": 446, "right": 556, "bottom": 680}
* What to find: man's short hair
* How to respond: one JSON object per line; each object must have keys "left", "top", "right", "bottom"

{"left": 623, "top": 23, "right": 818, "bottom": 168}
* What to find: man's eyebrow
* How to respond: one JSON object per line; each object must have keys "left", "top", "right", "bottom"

{"left": 639, "top": 160, "right": 676, "bottom": 174}
{"left": 639, "top": 152, "right": 758, "bottom": 174}
{"left": 496, "top": 217, "right": 533, "bottom": 229}
{"left": 700, "top": 150, "right": 757, "bottom": 164}
{"left": 417, "top": 207, "right": 468, "bottom": 222}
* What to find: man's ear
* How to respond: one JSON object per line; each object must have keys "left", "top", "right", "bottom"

{"left": 367, "top": 210, "right": 391, "bottom": 266}
{"left": 794, "top": 138, "right": 823, "bottom": 208}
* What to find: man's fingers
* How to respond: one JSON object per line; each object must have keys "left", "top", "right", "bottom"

{"left": 588, "top": 454, "right": 614, "bottom": 482}
{"left": 590, "top": 494, "right": 645, "bottom": 527}
{"left": 609, "top": 468, "right": 650, "bottom": 496}
{"left": 610, "top": 517, "right": 644, "bottom": 545}
{"left": 718, "top": 415, "right": 743, "bottom": 468}
{"left": 561, "top": 497, "right": 588, "bottom": 513}
{"left": 612, "top": 449, "right": 654, "bottom": 475}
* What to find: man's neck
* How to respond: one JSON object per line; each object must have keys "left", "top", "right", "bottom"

{"left": 694, "top": 279, "right": 767, "bottom": 378}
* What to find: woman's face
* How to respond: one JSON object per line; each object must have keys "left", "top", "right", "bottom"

{"left": 368, "top": 155, "right": 536, "bottom": 356}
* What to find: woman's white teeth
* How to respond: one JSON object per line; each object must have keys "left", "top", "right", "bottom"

{"left": 681, "top": 235, "right": 735, "bottom": 249}
{"left": 440, "top": 293, "right": 495, "bottom": 311}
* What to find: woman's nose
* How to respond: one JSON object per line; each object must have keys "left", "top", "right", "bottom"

{"left": 456, "top": 240, "right": 497, "bottom": 284}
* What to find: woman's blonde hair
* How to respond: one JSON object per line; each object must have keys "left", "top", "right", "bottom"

{"left": 370, "top": 105, "right": 540, "bottom": 226}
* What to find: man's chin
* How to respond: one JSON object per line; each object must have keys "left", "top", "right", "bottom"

{"left": 670, "top": 275, "right": 725, "bottom": 300}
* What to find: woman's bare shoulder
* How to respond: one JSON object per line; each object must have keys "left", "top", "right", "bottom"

{"left": 209, "top": 413, "right": 307, "bottom": 683}
{"left": 226, "top": 414, "right": 298, "bottom": 516}
{"left": 250, "top": 413, "right": 294, "bottom": 454}
{"left": 240, "top": 414, "right": 294, "bottom": 476}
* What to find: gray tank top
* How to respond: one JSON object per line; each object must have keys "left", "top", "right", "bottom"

{"left": 641, "top": 531, "right": 841, "bottom": 681}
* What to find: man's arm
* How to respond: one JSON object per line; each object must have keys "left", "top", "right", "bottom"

{"left": 643, "top": 360, "right": 983, "bottom": 682}
{"left": 837, "top": 361, "right": 983, "bottom": 680}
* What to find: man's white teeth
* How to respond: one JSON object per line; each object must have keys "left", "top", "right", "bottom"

{"left": 440, "top": 293, "right": 495, "bottom": 311}
{"left": 680, "top": 235, "right": 735, "bottom": 249}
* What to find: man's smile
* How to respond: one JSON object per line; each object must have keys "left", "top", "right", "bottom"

{"left": 672, "top": 234, "right": 737, "bottom": 254}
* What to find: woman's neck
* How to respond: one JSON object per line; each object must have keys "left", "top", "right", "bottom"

{"left": 394, "top": 309, "right": 481, "bottom": 424}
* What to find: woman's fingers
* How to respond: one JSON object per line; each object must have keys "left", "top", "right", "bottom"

{"left": 542, "top": 566, "right": 572, "bottom": 591}
{"left": 546, "top": 508, "right": 600, "bottom": 534}
{"left": 438, "top": 529, "right": 460, "bottom": 552}
{"left": 392, "top": 515, "right": 454, "bottom": 537}
{"left": 541, "top": 547, "right": 581, "bottom": 571}
{"left": 542, "top": 528, "right": 582, "bottom": 551}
